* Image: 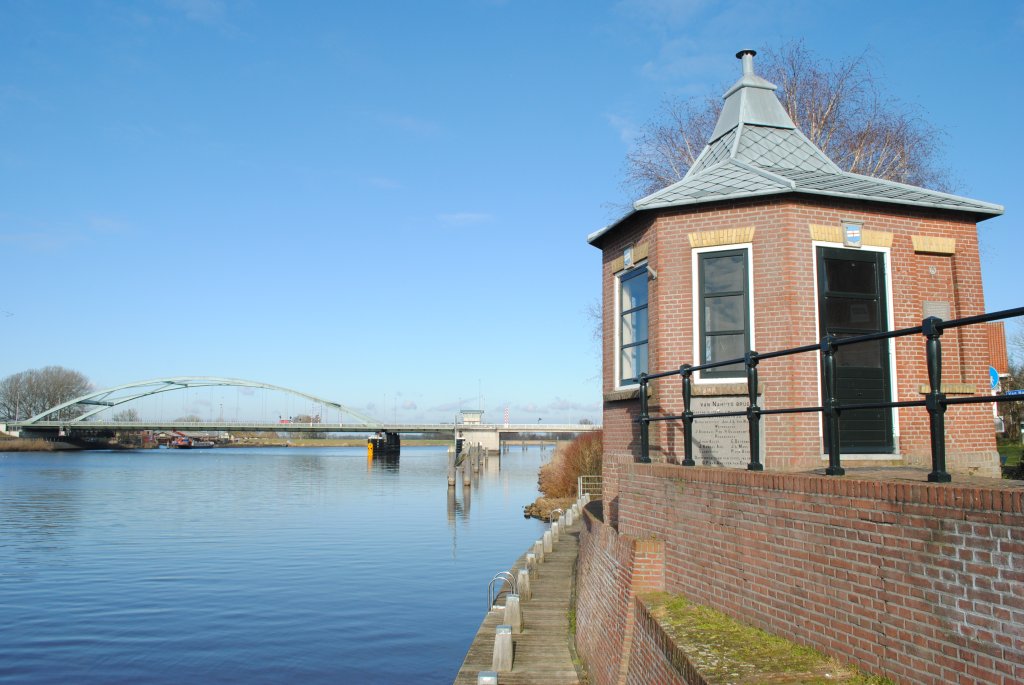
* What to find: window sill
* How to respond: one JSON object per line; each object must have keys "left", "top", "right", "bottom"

{"left": 604, "top": 386, "right": 653, "bottom": 402}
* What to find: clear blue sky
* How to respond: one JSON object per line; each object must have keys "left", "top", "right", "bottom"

{"left": 2, "top": 0, "right": 1021, "bottom": 424}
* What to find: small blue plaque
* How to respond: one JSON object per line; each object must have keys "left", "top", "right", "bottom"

{"left": 843, "top": 221, "right": 863, "bottom": 248}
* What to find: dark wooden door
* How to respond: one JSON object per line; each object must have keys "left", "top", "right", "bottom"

{"left": 817, "top": 247, "right": 894, "bottom": 453}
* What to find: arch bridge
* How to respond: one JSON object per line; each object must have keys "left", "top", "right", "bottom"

{"left": 3, "top": 377, "right": 599, "bottom": 448}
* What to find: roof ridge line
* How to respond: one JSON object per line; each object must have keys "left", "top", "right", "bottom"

{"left": 833, "top": 169, "right": 1005, "bottom": 212}
{"left": 790, "top": 129, "right": 843, "bottom": 173}
{"left": 730, "top": 122, "right": 744, "bottom": 159}
{"left": 789, "top": 185, "right": 1005, "bottom": 215}
{"left": 683, "top": 145, "right": 713, "bottom": 181}
{"left": 730, "top": 159, "right": 795, "bottom": 189}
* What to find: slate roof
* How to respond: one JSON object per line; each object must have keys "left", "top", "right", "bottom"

{"left": 589, "top": 50, "right": 1003, "bottom": 245}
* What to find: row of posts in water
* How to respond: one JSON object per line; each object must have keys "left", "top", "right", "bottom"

{"left": 448, "top": 442, "right": 485, "bottom": 487}
{"left": 478, "top": 493, "right": 592, "bottom": 683}
{"left": 448, "top": 441, "right": 553, "bottom": 487}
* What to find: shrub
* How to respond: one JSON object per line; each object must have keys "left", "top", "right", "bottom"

{"left": 538, "top": 431, "right": 602, "bottom": 498}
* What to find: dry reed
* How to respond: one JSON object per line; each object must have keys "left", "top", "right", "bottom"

{"left": 538, "top": 430, "right": 602, "bottom": 498}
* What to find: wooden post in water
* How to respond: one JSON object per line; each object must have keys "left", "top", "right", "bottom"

{"left": 447, "top": 449, "right": 456, "bottom": 487}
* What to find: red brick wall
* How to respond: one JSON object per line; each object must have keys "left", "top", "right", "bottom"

{"left": 576, "top": 507, "right": 637, "bottom": 685}
{"left": 576, "top": 505, "right": 667, "bottom": 685}
{"left": 596, "top": 464, "right": 1024, "bottom": 685}
{"left": 623, "top": 599, "right": 693, "bottom": 685}
{"left": 597, "top": 196, "right": 999, "bottom": 477}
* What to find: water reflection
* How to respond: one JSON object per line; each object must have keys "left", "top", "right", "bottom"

{"left": 446, "top": 483, "right": 472, "bottom": 523}
{"left": 0, "top": 447, "right": 548, "bottom": 685}
{"left": 371, "top": 454, "right": 400, "bottom": 473}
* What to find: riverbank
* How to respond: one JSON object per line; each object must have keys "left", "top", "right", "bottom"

{"left": 522, "top": 496, "right": 575, "bottom": 521}
{"left": 454, "top": 499, "right": 585, "bottom": 684}
{"left": 223, "top": 438, "right": 452, "bottom": 448}
{"left": 0, "top": 437, "right": 54, "bottom": 452}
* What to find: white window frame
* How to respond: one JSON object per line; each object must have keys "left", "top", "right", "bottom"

{"left": 691, "top": 244, "right": 755, "bottom": 384}
{"left": 614, "top": 260, "right": 648, "bottom": 390}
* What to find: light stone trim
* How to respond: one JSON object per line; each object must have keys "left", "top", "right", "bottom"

{"left": 911, "top": 235, "right": 956, "bottom": 255}
{"left": 605, "top": 383, "right": 765, "bottom": 401}
{"left": 808, "top": 224, "right": 893, "bottom": 247}
{"left": 917, "top": 383, "right": 976, "bottom": 395}
{"left": 634, "top": 243, "right": 649, "bottom": 262}
{"left": 609, "top": 242, "right": 650, "bottom": 273}
{"left": 688, "top": 226, "right": 755, "bottom": 248}
{"left": 604, "top": 386, "right": 655, "bottom": 403}
{"left": 692, "top": 382, "right": 764, "bottom": 396}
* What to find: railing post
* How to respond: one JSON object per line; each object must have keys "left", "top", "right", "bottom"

{"left": 680, "top": 365, "right": 695, "bottom": 466}
{"left": 745, "top": 351, "right": 763, "bottom": 471}
{"left": 638, "top": 373, "right": 651, "bottom": 463}
{"left": 923, "top": 317, "right": 951, "bottom": 483}
{"left": 821, "top": 335, "right": 844, "bottom": 476}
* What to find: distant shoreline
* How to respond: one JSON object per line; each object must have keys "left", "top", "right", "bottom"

{"left": 0, "top": 437, "right": 454, "bottom": 452}
{"left": 221, "top": 438, "right": 452, "bottom": 448}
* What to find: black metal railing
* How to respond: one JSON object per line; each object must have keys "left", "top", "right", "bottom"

{"left": 637, "top": 306, "right": 1024, "bottom": 483}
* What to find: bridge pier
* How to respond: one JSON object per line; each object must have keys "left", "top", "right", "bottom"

{"left": 368, "top": 431, "right": 400, "bottom": 457}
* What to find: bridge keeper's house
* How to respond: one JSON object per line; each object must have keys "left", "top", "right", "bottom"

{"left": 588, "top": 50, "right": 1005, "bottom": 485}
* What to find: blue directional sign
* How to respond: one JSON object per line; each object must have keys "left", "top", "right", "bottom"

{"left": 990, "top": 366, "right": 999, "bottom": 390}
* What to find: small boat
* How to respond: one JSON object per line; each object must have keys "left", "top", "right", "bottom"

{"left": 191, "top": 440, "right": 215, "bottom": 449}
{"left": 171, "top": 436, "right": 193, "bottom": 449}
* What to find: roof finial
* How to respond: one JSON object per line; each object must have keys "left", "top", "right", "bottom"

{"left": 736, "top": 49, "right": 756, "bottom": 76}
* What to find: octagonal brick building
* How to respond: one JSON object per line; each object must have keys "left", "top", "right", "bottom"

{"left": 588, "top": 50, "right": 1004, "bottom": 492}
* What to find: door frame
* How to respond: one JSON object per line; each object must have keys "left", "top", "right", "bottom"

{"left": 810, "top": 240, "right": 900, "bottom": 457}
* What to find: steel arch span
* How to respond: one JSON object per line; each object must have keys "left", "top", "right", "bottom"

{"left": 20, "top": 377, "right": 380, "bottom": 425}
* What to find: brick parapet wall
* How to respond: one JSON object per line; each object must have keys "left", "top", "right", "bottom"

{"left": 576, "top": 509, "right": 714, "bottom": 685}
{"left": 610, "top": 464, "right": 1024, "bottom": 684}
{"left": 576, "top": 503, "right": 667, "bottom": 685}
{"left": 623, "top": 597, "right": 696, "bottom": 685}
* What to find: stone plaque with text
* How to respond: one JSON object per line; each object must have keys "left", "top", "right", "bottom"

{"left": 690, "top": 395, "right": 765, "bottom": 468}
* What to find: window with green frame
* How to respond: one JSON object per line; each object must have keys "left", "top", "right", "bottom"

{"left": 698, "top": 248, "right": 749, "bottom": 378}
{"left": 619, "top": 265, "right": 648, "bottom": 386}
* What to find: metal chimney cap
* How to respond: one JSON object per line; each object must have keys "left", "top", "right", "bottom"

{"left": 736, "top": 49, "right": 757, "bottom": 75}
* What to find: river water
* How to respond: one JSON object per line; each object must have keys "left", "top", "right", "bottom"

{"left": 0, "top": 446, "right": 549, "bottom": 684}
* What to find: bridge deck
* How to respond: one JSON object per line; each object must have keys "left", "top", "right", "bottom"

{"left": 453, "top": 519, "right": 581, "bottom": 685}
{"left": 10, "top": 421, "right": 599, "bottom": 435}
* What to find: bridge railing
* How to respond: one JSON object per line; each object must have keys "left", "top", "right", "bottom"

{"left": 636, "top": 305, "right": 1024, "bottom": 482}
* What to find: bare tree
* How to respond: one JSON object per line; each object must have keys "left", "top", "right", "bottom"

{"left": 625, "top": 95, "right": 721, "bottom": 198}
{"left": 0, "top": 366, "right": 93, "bottom": 421}
{"left": 290, "top": 413, "right": 326, "bottom": 439}
{"left": 112, "top": 408, "right": 140, "bottom": 422}
{"left": 624, "top": 41, "right": 951, "bottom": 198}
